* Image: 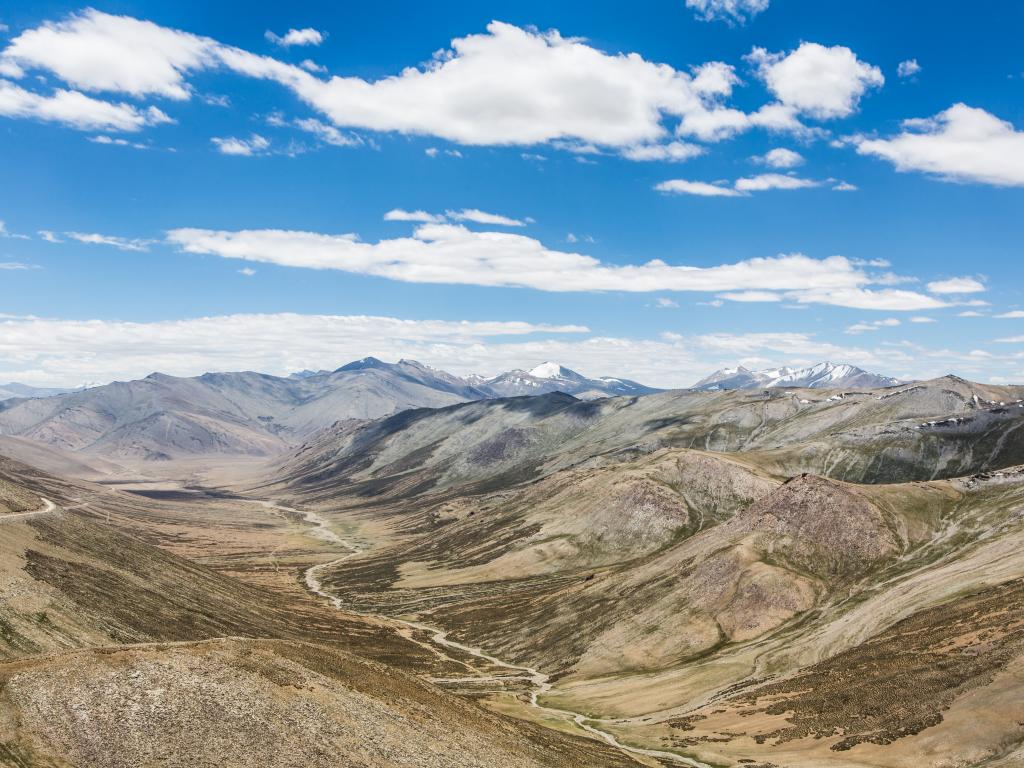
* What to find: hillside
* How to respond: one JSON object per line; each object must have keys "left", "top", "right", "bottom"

{"left": 262, "top": 375, "right": 1024, "bottom": 767}
{"left": 0, "top": 456, "right": 636, "bottom": 768}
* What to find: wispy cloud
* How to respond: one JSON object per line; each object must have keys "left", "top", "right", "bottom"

{"left": 66, "top": 231, "right": 154, "bottom": 252}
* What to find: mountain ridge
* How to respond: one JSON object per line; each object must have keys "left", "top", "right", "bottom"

{"left": 692, "top": 360, "right": 902, "bottom": 391}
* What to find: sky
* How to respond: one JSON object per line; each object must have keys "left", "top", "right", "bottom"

{"left": 1, "top": 0, "right": 1023, "bottom": 388}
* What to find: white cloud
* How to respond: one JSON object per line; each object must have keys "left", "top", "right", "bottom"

{"left": 621, "top": 141, "right": 704, "bottom": 162}
{"left": 897, "top": 59, "right": 921, "bottom": 78}
{"left": 238, "top": 267, "right": 256, "bottom": 276}
{"left": 292, "top": 117, "right": 359, "bottom": 146}
{"left": 654, "top": 297, "right": 679, "bottom": 308}
{"left": 832, "top": 180, "right": 858, "bottom": 191}
{"left": 717, "top": 290, "right": 782, "bottom": 302}
{"left": 383, "top": 209, "right": 445, "bottom": 223}
{"left": 299, "top": 58, "right": 326, "bottom": 73}
{"left": 0, "top": 11, "right": 802, "bottom": 150}
{"left": 0, "top": 220, "right": 28, "bottom": 239}
{"left": 37, "top": 230, "right": 62, "bottom": 243}
{"left": 845, "top": 317, "right": 901, "bottom": 334}
{"left": 686, "top": 0, "right": 769, "bottom": 23}
{"left": 211, "top": 133, "right": 270, "bottom": 156}
{"left": 3, "top": 11, "right": 212, "bottom": 99}
{"left": 446, "top": 209, "right": 526, "bottom": 227}
{"left": 0, "top": 79, "right": 171, "bottom": 131}
{"left": 734, "top": 173, "right": 818, "bottom": 191}
{"left": 926, "top": 276, "right": 985, "bottom": 294}
{"left": 0, "top": 262, "right": 38, "bottom": 270}
{"left": 997, "top": 310, "right": 1024, "bottom": 319}
{"left": 655, "top": 179, "right": 743, "bottom": 197}
{"left": 658, "top": 172, "right": 819, "bottom": 195}
{"left": 3, "top": 312, "right": 997, "bottom": 389}
{"left": 166, "top": 222, "right": 946, "bottom": 310}
{"left": 909, "top": 316, "right": 936, "bottom": 323}
{"left": 754, "top": 147, "right": 803, "bottom": 168}
{"left": 65, "top": 231, "right": 154, "bottom": 252}
{"left": 959, "top": 310, "right": 984, "bottom": 317}
{"left": 89, "top": 134, "right": 147, "bottom": 149}
{"left": 747, "top": 42, "right": 884, "bottom": 119}
{"left": 0, "top": 313, "right": 590, "bottom": 387}
{"left": 265, "top": 28, "right": 325, "bottom": 47}
{"left": 854, "top": 104, "right": 1024, "bottom": 187}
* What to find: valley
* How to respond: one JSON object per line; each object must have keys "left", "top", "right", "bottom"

{"left": 1, "top": 368, "right": 1023, "bottom": 767}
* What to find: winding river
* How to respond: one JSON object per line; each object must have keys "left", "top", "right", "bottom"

{"left": 259, "top": 500, "right": 709, "bottom": 768}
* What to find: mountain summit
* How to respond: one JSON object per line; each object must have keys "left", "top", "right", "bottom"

{"left": 692, "top": 361, "right": 901, "bottom": 391}
{"left": 479, "top": 362, "right": 661, "bottom": 399}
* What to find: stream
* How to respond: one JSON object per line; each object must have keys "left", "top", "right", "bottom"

{"left": 259, "top": 500, "right": 709, "bottom": 768}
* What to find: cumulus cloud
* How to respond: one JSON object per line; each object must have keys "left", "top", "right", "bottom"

{"left": 265, "top": 28, "right": 325, "bottom": 47}
{"left": 996, "top": 310, "right": 1024, "bottom": 319}
{"left": 65, "top": 231, "right": 154, "bottom": 252}
{"left": 0, "top": 10, "right": 813, "bottom": 150}
{"left": 747, "top": 42, "right": 884, "bottom": 119}
{"left": 897, "top": 59, "right": 921, "bottom": 78}
{"left": 211, "top": 133, "right": 270, "bottom": 155}
{"left": 754, "top": 147, "right": 803, "bottom": 168}
{"left": 0, "top": 78, "right": 171, "bottom": 131}
{"left": 2, "top": 11, "right": 212, "bottom": 99}
{"left": 686, "top": 0, "right": 769, "bottom": 24}
{"left": 166, "top": 222, "right": 946, "bottom": 310}
{"left": 926, "top": 276, "right": 986, "bottom": 294}
{"left": 854, "top": 104, "right": 1024, "bottom": 187}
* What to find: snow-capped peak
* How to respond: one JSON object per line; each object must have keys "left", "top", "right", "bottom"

{"left": 529, "top": 362, "right": 572, "bottom": 379}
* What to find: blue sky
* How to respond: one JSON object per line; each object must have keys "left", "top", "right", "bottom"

{"left": 1, "top": 0, "right": 1023, "bottom": 387}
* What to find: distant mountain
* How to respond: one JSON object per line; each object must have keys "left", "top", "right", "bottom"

{"left": 0, "top": 358, "right": 658, "bottom": 460}
{"left": 0, "top": 383, "right": 75, "bottom": 402}
{"left": 476, "top": 362, "right": 662, "bottom": 400}
{"left": 0, "top": 360, "right": 491, "bottom": 460}
{"left": 692, "top": 362, "right": 902, "bottom": 391}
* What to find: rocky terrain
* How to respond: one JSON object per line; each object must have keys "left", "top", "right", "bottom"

{"left": 1, "top": 373, "right": 1023, "bottom": 767}
{"left": 262, "top": 374, "right": 1024, "bottom": 767}
{"left": 0, "top": 456, "right": 637, "bottom": 768}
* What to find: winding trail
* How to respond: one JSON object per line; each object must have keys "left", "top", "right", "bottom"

{"left": 0, "top": 497, "right": 56, "bottom": 522}
{"left": 260, "top": 499, "right": 709, "bottom": 768}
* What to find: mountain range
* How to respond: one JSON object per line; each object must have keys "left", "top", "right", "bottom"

{"left": 0, "top": 358, "right": 659, "bottom": 461}
{"left": 0, "top": 359, "right": 908, "bottom": 461}
{"left": 0, "top": 382, "right": 77, "bottom": 401}
{"left": 2, "top": 366, "right": 1024, "bottom": 767}
{"left": 692, "top": 361, "right": 902, "bottom": 391}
